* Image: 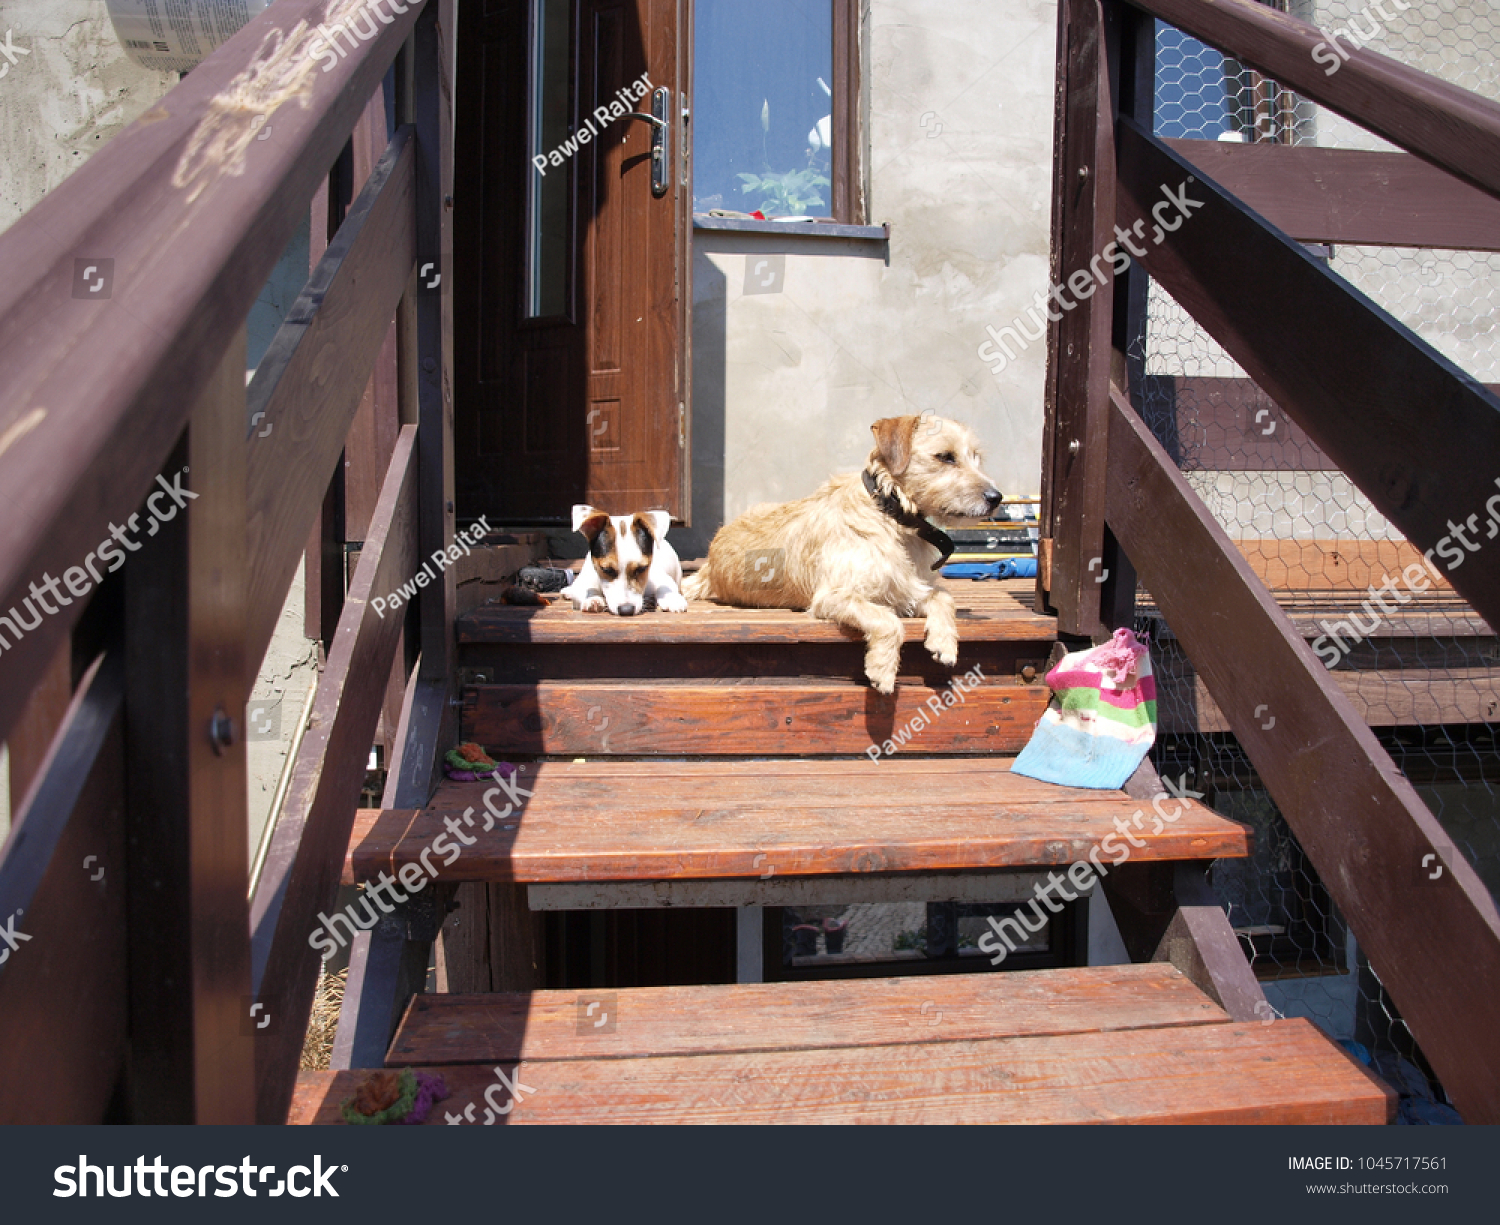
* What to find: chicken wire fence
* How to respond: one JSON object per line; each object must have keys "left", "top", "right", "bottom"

{"left": 1134, "top": 2, "right": 1500, "bottom": 1120}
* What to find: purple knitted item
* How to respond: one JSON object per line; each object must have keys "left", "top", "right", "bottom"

{"left": 398, "top": 1072, "right": 449, "bottom": 1125}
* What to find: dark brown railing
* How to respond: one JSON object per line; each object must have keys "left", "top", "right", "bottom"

{"left": 0, "top": 0, "right": 455, "bottom": 1123}
{"left": 5, "top": 0, "right": 1496, "bottom": 1128}
{"left": 1041, "top": 0, "right": 1500, "bottom": 1120}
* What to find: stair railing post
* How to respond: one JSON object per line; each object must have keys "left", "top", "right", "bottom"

{"left": 1040, "top": 0, "right": 1120, "bottom": 639}
{"left": 121, "top": 326, "right": 255, "bottom": 1123}
{"left": 411, "top": 0, "right": 458, "bottom": 693}
{"left": 1096, "top": 0, "right": 1158, "bottom": 634}
{"left": 329, "top": 0, "right": 460, "bottom": 1073}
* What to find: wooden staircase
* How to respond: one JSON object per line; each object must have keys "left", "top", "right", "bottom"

{"left": 291, "top": 578, "right": 1393, "bottom": 1124}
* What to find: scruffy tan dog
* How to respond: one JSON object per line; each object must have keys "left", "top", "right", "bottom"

{"left": 683, "top": 415, "right": 1003, "bottom": 693}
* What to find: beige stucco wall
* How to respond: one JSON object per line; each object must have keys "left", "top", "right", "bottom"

{"left": 0, "top": 1, "right": 318, "bottom": 860}
{"left": 682, "top": 0, "right": 1056, "bottom": 552}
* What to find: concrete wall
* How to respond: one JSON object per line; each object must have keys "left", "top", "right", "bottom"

{"left": 682, "top": 0, "right": 1055, "bottom": 553}
{"left": 0, "top": 3, "right": 176, "bottom": 229}
{"left": 0, "top": 1, "right": 319, "bottom": 860}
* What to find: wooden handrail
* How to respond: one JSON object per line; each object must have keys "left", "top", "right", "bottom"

{"left": 1106, "top": 387, "right": 1500, "bottom": 1123}
{"left": 0, "top": 0, "right": 423, "bottom": 743}
{"left": 0, "top": 0, "right": 451, "bottom": 1123}
{"left": 1041, "top": 0, "right": 1500, "bottom": 1119}
{"left": 1128, "top": 0, "right": 1500, "bottom": 200}
{"left": 1164, "top": 140, "right": 1500, "bottom": 252}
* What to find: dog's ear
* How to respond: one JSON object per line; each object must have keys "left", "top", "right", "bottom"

{"left": 572, "top": 504, "right": 611, "bottom": 541}
{"left": 628, "top": 514, "right": 657, "bottom": 559}
{"left": 870, "top": 416, "right": 923, "bottom": 476}
{"left": 640, "top": 510, "right": 672, "bottom": 539}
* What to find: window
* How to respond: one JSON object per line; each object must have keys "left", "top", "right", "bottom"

{"left": 525, "top": 0, "right": 572, "bottom": 318}
{"left": 692, "top": 0, "right": 860, "bottom": 221}
{"left": 766, "top": 899, "right": 1086, "bottom": 981}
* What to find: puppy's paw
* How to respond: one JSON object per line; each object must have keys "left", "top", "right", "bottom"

{"left": 656, "top": 590, "right": 688, "bottom": 613}
{"left": 865, "top": 663, "right": 898, "bottom": 695}
{"left": 578, "top": 595, "right": 607, "bottom": 614}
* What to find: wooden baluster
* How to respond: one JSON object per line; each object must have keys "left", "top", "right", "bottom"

{"left": 122, "top": 327, "right": 253, "bottom": 1123}
{"left": 331, "top": 0, "right": 461, "bottom": 1075}
{"left": 1040, "top": 0, "right": 1118, "bottom": 638}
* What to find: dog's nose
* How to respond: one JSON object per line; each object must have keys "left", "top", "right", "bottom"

{"left": 617, "top": 602, "right": 638, "bottom": 616}
{"left": 984, "top": 488, "right": 1004, "bottom": 512}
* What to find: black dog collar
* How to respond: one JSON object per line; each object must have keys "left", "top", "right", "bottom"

{"left": 862, "top": 468, "right": 955, "bottom": 571}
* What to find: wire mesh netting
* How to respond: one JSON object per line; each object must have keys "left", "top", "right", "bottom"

{"left": 1140, "top": 1, "right": 1499, "bottom": 1120}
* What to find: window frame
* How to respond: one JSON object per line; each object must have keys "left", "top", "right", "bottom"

{"left": 829, "top": 0, "right": 863, "bottom": 224}
{"left": 688, "top": 0, "right": 865, "bottom": 225}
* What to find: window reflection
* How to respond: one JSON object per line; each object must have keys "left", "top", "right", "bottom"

{"left": 527, "top": 0, "right": 571, "bottom": 318}
{"left": 693, "top": 0, "right": 834, "bottom": 218}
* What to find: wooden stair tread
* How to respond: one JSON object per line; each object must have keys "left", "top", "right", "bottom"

{"left": 457, "top": 577, "right": 1055, "bottom": 645}
{"left": 290, "top": 1017, "right": 1393, "bottom": 1125}
{"left": 386, "top": 965, "right": 1227, "bottom": 1065}
{"left": 461, "top": 677, "right": 1049, "bottom": 755}
{"left": 345, "top": 759, "right": 1249, "bottom": 884}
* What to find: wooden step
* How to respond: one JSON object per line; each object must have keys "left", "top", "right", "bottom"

{"left": 458, "top": 638, "right": 1053, "bottom": 684}
{"left": 457, "top": 576, "right": 1055, "bottom": 646}
{"left": 461, "top": 677, "right": 1050, "bottom": 755}
{"left": 384, "top": 965, "right": 1226, "bottom": 1065}
{"left": 345, "top": 759, "right": 1249, "bottom": 885}
{"left": 293, "top": 1020, "right": 1391, "bottom": 1124}
{"left": 295, "top": 969, "right": 1393, "bottom": 1125}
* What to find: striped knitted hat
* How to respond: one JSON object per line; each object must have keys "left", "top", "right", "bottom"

{"left": 1011, "top": 628, "right": 1156, "bottom": 790}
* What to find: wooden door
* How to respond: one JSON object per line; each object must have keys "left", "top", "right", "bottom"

{"left": 454, "top": 0, "right": 688, "bottom": 524}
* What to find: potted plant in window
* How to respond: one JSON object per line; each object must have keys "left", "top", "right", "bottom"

{"left": 737, "top": 95, "right": 831, "bottom": 218}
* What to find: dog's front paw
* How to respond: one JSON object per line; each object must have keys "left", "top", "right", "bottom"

{"left": 924, "top": 624, "right": 959, "bottom": 667}
{"left": 578, "top": 595, "right": 607, "bottom": 613}
{"left": 865, "top": 663, "right": 898, "bottom": 695}
{"left": 925, "top": 638, "right": 958, "bottom": 667}
{"left": 656, "top": 590, "right": 688, "bottom": 613}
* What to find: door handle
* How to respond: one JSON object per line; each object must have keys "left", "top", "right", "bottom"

{"left": 623, "top": 85, "right": 670, "bottom": 196}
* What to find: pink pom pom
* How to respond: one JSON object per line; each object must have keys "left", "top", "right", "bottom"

{"left": 1094, "top": 627, "right": 1147, "bottom": 684}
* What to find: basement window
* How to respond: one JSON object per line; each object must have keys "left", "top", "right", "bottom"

{"left": 766, "top": 900, "right": 1086, "bottom": 981}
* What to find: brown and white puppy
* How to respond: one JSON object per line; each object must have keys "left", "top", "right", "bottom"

{"left": 682, "top": 415, "right": 1001, "bottom": 692}
{"left": 561, "top": 505, "right": 687, "bottom": 615}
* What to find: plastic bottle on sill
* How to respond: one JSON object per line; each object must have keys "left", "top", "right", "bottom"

{"left": 106, "top": 1, "right": 275, "bottom": 74}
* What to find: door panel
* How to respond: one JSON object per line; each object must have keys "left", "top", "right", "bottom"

{"left": 455, "top": 0, "right": 687, "bottom": 524}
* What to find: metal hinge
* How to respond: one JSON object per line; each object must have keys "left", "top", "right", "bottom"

{"left": 678, "top": 401, "right": 686, "bottom": 449}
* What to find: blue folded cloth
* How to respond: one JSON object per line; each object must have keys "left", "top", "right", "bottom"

{"left": 941, "top": 557, "right": 1037, "bottom": 580}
